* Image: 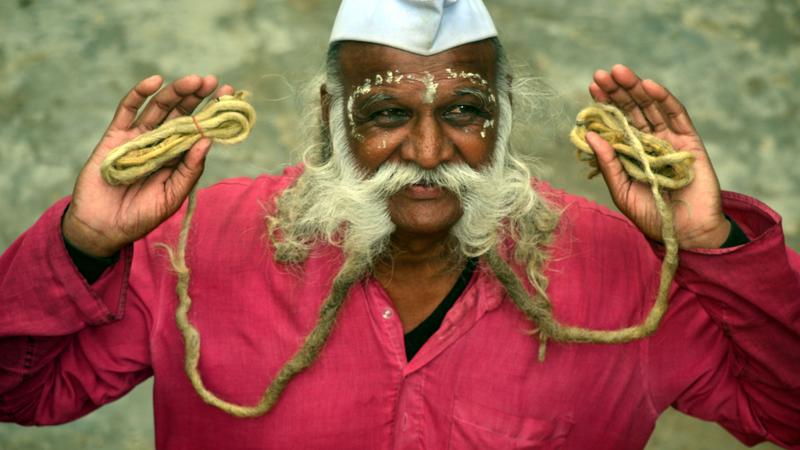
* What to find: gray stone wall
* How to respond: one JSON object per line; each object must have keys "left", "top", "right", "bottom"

{"left": 1, "top": 0, "right": 795, "bottom": 448}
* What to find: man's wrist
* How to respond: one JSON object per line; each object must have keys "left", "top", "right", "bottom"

{"left": 61, "top": 204, "right": 121, "bottom": 283}
{"left": 61, "top": 206, "right": 121, "bottom": 258}
{"left": 63, "top": 234, "right": 119, "bottom": 283}
{"left": 680, "top": 216, "right": 731, "bottom": 250}
{"left": 680, "top": 216, "right": 750, "bottom": 250}
{"left": 719, "top": 215, "right": 750, "bottom": 248}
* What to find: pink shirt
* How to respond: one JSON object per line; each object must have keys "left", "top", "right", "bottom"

{"left": 2, "top": 165, "right": 799, "bottom": 449}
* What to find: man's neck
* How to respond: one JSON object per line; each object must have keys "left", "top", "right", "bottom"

{"left": 374, "top": 230, "right": 466, "bottom": 332}
{"left": 379, "top": 228, "right": 461, "bottom": 272}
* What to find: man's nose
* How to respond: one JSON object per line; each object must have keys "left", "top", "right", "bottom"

{"left": 401, "top": 112, "right": 454, "bottom": 170}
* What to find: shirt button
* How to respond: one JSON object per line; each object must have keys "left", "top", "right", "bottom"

{"left": 382, "top": 308, "right": 393, "bottom": 319}
{"left": 402, "top": 413, "right": 408, "bottom": 430}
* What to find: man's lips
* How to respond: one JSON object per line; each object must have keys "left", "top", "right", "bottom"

{"left": 402, "top": 183, "right": 444, "bottom": 199}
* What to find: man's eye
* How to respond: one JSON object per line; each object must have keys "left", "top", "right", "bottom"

{"left": 443, "top": 105, "right": 483, "bottom": 123}
{"left": 369, "top": 109, "right": 409, "bottom": 126}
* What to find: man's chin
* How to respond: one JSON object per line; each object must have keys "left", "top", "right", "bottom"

{"left": 388, "top": 203, "right": 463, "bottom": 240}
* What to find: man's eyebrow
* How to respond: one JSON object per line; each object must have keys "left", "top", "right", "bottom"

{"left": 355, "top": 92, "right": 396, "bottom": 112}
{"left": 454, "top": 87, "right": 494, "bottom": 109}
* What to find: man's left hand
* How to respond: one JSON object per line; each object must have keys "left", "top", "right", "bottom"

{"left": 586, "top": 64, "right": 730, "bottom": 249}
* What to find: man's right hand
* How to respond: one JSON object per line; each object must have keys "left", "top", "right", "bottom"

{"left": 62, "top": 74, "right": 235, "bottom": 258}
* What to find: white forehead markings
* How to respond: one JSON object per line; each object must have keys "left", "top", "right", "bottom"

{"left": 445, "top": 68, "right": 490, "bottom": 87}
{"left": 346, "top": 68, "right": 494, "bottom": 137}
{"left": 405, "top": 71, "right": 438, "bottom": 104}
{"left": 421, "top": 72, "right": 438, "bottom": 104}
{"left": 345, "top": 71, "right": 405, "bottom": 140}
{"left": 374, "top": 70, "right": 404, "bottom": 86}
{"left": 383, "top": 70, "right": 403, "bottom": 84}
{"left": 480, "top": 119, "right": 495, "bottom": 138}
{"left": 446, "top": 68, "right": 495, "bottom": 106}
{"left": 346, "top": 78, "right": 375, "bottom": 141}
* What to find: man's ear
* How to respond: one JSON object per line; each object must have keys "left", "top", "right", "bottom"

{"left": 320, "top": 84, "right": 331, "bottom": 127}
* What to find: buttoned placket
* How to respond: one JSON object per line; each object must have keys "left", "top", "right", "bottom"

{"left": 362, "top": 284, "right": 428, "bottom": 450}
{"left": 359, "top": 266, "right": 506, "bottom": 449}
{"left": 392, "top": 368, "right": 425, "bottom": 450}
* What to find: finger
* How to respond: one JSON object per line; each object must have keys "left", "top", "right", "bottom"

{"left": 589, "top": 82, "right": 610, "bottom": 103}
{"left": 134, "top": 74, "right": 204, "bottom": 131}
{"left": 163, "top": 138, "right": 212, "bottom": 206}
{"left": 586, "top": 131, "right": 631, "bottom": 208}
{"left": 610, "top": 64, "right": 669, "bottom": 132}
{"left": 108, "top": 75, "right": 163, "bottom": 131}
{"left": 165, "top": 75, "right": 219, "bottom": 121}
{"left": 642, "top": 80, "right": 696, "bottom": 135}
{"left": 593, "top": 68, "right": 651, "bottom": 132}
{"left": 214, "top": 84, "right": 236, "bottom": 98}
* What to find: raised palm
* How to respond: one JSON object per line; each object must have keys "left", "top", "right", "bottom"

{"left": 586, "top": 64, "right": 729, "bottom": 249}
{"left": 63, "top": 75, "right": 235, "bottom": 257}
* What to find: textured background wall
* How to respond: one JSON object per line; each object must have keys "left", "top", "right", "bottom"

{"left": 1, "top": 0, "right": 796, "bottom": 448}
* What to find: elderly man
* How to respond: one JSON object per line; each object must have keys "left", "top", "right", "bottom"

{"left": 1, "top": 0, "right": 798, "bottom": 449}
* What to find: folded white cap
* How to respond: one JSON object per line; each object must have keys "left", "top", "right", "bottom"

{"left": 329, "top": 0, "right": 498, "bottom": 56}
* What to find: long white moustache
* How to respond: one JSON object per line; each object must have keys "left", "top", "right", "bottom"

{"left": 362, "top": 161, "right": 485, "bottom": 200}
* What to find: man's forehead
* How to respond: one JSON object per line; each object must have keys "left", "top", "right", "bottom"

{"left": 337, "top": 40, "right": 496, "bottom": 86}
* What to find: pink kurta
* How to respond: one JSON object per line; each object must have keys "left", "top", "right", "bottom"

{"left": 2, "top": 165, "right": 799, "bottom": 449}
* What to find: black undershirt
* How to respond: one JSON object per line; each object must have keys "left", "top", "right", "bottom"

{"left": 403, "top": 257, "right": 478, "bottom": 361}
{"left": 63, "top": 217, "right": 749, "bottom": 362}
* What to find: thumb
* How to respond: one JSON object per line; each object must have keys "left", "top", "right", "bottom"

{"left": 587, "top": 131, "right": 629, "bottom": 203}
{"left": 165, "top": 138, "right": 212, "bottom": 201}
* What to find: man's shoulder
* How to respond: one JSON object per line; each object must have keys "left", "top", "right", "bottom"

{"left": 198, "top": 164, "right": 303, "bottom": 205}
{"left": 534, "top": 179, "right": 640, "bottom": 235}
{"left": 532, "top": 181, "right": 664, "bottom": 325}
{"left": 148, "top": 164, "right": 303, "bottom": 244}
{"left": 532, "top": 179, "right": 659, "bottom": 270}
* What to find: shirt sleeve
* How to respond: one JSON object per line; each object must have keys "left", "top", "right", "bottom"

{"left": 646, "top": 191, "right": 800, "bottom": 448}
{"left": 0, "top": 197, "right": 152, "bottom": 425}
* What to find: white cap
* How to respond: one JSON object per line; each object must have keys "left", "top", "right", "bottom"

{"left": 329, "top": 0, "right": 498, "bottom": 56}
